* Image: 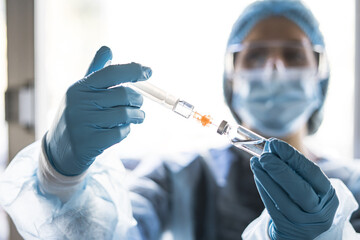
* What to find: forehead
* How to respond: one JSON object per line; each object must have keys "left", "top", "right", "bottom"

{"left": 243, "top": 16, "right": 310, "bottom": 44}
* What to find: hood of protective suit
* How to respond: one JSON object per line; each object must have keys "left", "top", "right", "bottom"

{"left": 223, "top": 0, "right": 329, "bottom": 135}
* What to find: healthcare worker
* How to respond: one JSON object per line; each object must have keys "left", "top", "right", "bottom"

{"left": 1, "top": 0, "right": 360, "bottom": 239}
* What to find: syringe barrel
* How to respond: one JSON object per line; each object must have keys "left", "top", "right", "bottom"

{"left": 129, "top": 81, "right": 178, "bottom": 110}
{"left": 129, "top": 81, "right": 195, "bottom": 119}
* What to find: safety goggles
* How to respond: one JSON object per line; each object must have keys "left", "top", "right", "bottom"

{"left": 225, "top": 40, "right": 329, "bottom": 81}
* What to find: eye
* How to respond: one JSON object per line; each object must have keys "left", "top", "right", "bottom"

{"left": 282, "top": 48, "right": 308, "bottom": 67}
{"left": 242, "top": 48, "right": 269, "bottom": 68}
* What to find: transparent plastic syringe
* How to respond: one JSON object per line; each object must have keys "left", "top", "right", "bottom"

{"left": 128, "top": 81, "right": 267, "bottom": 157}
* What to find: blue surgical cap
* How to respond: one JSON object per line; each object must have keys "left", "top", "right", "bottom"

{"left": 227, "top": 0, "right": 324, "bottom": 47}
{"left": 223, "top": 0, "right": 329, "bottom": 135}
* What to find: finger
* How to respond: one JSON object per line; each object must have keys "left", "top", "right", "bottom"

{"left": 83, "top": 62, "right": 152, "bottom": 89}
{"left": 256, "top": 176, "right": 334, "bottom": 240}
{"left": 255, "top": 181, "right": 309, "bottom": 240}
{"left": 78, "top": 124, "right": 132, "bottom": 153}
{"left": 258, "top": 153, "right": 320, "bottom": 213}
{"left": 250, "top": 157, "right": 322, "bottom": 223}
{"left": 85, "top": 46, "right": 113, "bottom": 76}
{"left": 251, "top": 157, "right": 299, "bottom": 217}
{"left": 85, "top": 107, "right": 145, "bottom": 128}
{"left": 88, "top": 87, "right": 143, "bottom": 108}
{"left": 253, "top": 177, "right": 288, "bottom": 226}
{"left": 268, "top": 138, "right": 331, "bottom": 196}
{"left": 97, "top": 124, "right": 132, "bottom": 150}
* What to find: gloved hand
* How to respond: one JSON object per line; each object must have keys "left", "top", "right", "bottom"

{"left": 44, "top": 46, "right": 152, "bottom": 176}
{"left": 250, "top": 138, "right": 339, "bottom": 240}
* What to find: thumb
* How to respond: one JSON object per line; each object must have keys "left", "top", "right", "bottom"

{"left": 85, "top": 46, "right": 113, "bottom": 76}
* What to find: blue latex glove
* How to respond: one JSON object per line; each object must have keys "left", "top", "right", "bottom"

{"left": 250, "top": 138, "right": 339, "bottom": 240}
{"left": 44, "top": 46, "right": 152, "bottom": 176}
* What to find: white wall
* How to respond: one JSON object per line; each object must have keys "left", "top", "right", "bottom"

{"left": 303, "top": 0, "right": 355, "bottom": 160}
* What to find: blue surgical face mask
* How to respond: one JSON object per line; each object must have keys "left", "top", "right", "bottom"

{"left": 231, "top": 67, "right": 322, "bottom": 137}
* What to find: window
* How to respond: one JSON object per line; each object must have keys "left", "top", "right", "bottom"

{"left": 0, "top": 1, "right": 9, "bottom": 239}
{"left": 0, "top": 0, "right": 7, "bottom": 168}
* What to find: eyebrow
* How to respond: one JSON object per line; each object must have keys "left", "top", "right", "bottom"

{"left": 243, "top": 40, "right": 312, "bottom": 47}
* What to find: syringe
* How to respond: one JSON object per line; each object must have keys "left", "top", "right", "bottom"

{"left": 127, "top": 81, "right": 266, "bottom": 157}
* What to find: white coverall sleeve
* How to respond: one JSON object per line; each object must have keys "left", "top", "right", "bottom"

{"left": 0, "top": 138, "right": 140, "bottom": 240}
{"left": 242, "top": 178, "right": 360, "bottom": 240}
